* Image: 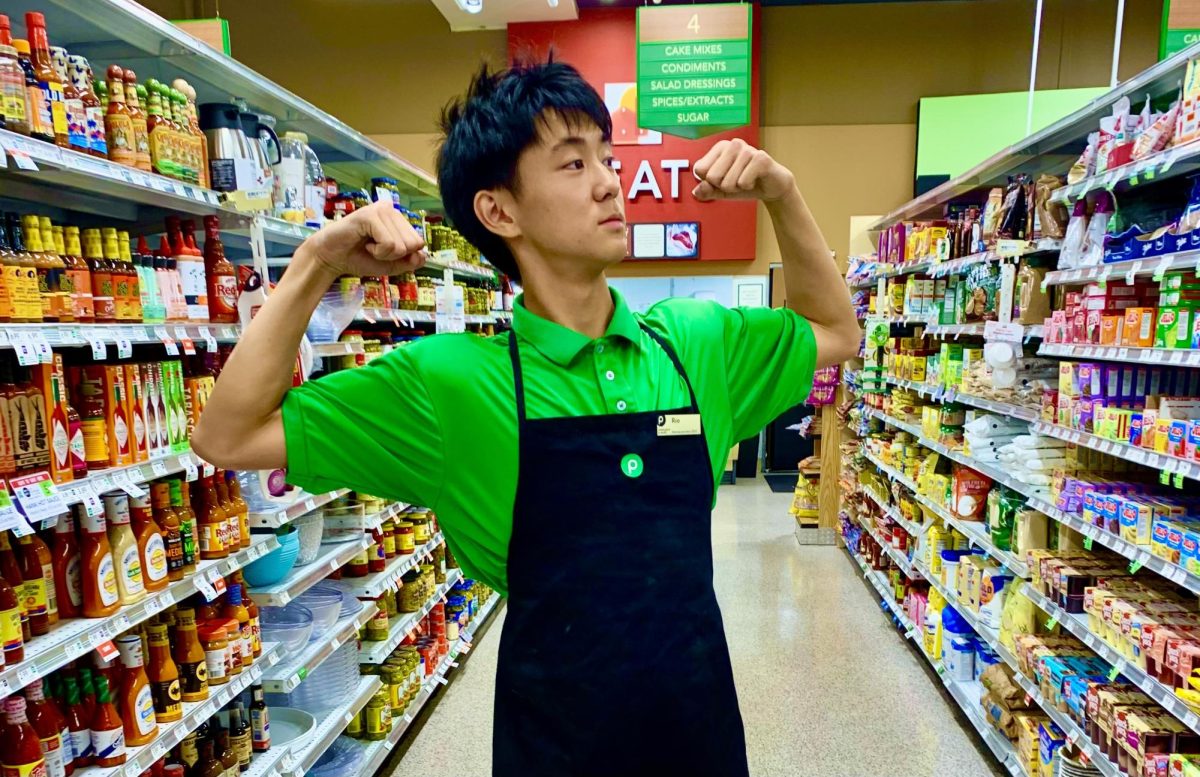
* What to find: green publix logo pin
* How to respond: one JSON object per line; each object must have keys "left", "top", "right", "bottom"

{"left": 621, "top": 454, "right": 644, "bottom": 479}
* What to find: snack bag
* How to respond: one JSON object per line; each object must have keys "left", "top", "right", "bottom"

{"left": 1067, "top": 132, "right": 1099, "bottom": 184}
{"left": 1034, "top": 174, "right": 1068, "bottom": 239}
{"left": 952, "top": 463, "right": 992, "bottom": 521}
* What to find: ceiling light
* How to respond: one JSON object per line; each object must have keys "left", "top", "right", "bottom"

{"left": 455, "top": 0, "right": 483, "bottom": 13}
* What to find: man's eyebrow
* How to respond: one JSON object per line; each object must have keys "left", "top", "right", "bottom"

{"left": 548, "top": 136, "right": 590, "bottom": 152}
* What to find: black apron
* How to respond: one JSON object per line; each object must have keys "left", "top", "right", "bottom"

{"left": 493, "top": 325, "right": 749, "bottom": 777}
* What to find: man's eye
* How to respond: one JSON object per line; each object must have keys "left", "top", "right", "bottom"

{"left": 565, "top": 159, "right": 584, "bottom": 170}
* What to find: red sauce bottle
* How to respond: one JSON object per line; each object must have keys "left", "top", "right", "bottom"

{"left": 23, "top": 679, "right": 71, "bottom": 777}
{"left": 1, "top": 696, "right": 47, "bottom": 777}
{"left": 0, "top": 532, "right": 30, "bottom": 642}
{"left": 0, "top": 572, "right": 23, "bottom": 663}
{"left": 59, "top": 675, "right": 92, "bottom": 768}
{"left": 50, "top": 514, "right": 82, "bottom": 620}
{"left": 88, "top": 675, "right": 125, "bottom": 767}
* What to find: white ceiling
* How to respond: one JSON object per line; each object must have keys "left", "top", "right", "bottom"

{"left": 428, "top": 0, "right": 579, "bottom": 31}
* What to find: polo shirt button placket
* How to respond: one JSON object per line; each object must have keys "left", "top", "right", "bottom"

{"left": 605, "top": 370, "right": 615, "bottom": 381}
{"left": 616, "top": 400, "right": 627, "bottom": 412}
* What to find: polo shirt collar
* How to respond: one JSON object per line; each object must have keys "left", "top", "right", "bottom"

{"left": 512, "top": 287, "right": 643, "bottom": 366}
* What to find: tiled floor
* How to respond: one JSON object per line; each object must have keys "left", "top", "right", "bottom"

{"left": 387, "top": 478, "right": 1000, "bottom": 776}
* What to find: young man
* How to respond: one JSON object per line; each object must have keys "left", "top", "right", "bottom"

{"left": 194, "top": 61, "right": 858, "bottom": 776}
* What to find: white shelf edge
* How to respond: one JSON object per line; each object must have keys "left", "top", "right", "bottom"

{"left": 247, "top": 489, "right": 351, "bottom": 529}
{"left": 339, "top": 532, "right": 445, "bottom": 599}
{"left": 260, "top": 600, "right": 380, "bottom": 693}
{"left": 249, "top": 536, "right": 370, "bottom": 606}
{"left": 359, "top": 569, "right": 462, "bottom": 664}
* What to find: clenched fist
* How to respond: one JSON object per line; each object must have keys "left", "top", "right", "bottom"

{"left": 300, "top": 199, "right": 428, "bottom": 278}
{"left": 692, "top": 139, "right": 796, "bottom": 203}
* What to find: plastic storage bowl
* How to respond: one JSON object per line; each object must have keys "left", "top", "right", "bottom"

{"left": 295, "top": 584, "right": 343, "bottom": 635}
{"left": 243, "top": 526, "right": 299, "bottom": 587}
{"left": 293, "top": 510, "right": 326, "bottom": 566}
{"left": 259, "top": 603, "right": 314, "bottom": 657}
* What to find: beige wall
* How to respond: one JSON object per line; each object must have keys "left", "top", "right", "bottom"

{"left": 153, "top": 0, "right": 1163, "bottom": 275}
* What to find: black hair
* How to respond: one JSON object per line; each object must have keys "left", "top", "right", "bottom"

{"left": 437, "top": 57, "right": 613, "bottom": 283}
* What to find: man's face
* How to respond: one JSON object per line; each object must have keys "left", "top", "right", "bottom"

{"left": 504, "top": 111, "right": 627, "bottom": 273}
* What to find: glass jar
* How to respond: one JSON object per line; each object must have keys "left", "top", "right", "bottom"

{"left": 200, "top": 625, "right": 229, "bottom": 686}
{"left": 417, "top": 277, "right": 436, "bottom": 312}
{"left": 363, "top": 689, "right": 390, "bottom": 740}
{"left": 410, "top": 513, "right": 431, "bottom": 545}
{"left": 399, "top": 570, "right": 422, "bottom": 612}
{"left": 395, "top": 521, "right": 415, "bottom": 555}
{"left": 380, "top": 520, "right": 397, "bottom": 558}
{"left": 364, "top": 600, "right": 389, "bottom": 641}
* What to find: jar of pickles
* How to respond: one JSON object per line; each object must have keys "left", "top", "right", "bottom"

{"left": 395, "top": 520, "right": 415, "bottom": 555}
{"left": 380, "top": 519, "right": 397, "bottom": 559}
{"left": 410, "top": 511, "right": 432, "bottom": 545}
{"left": 432, "top": 545, "right": 446, "bottom": 584}
{"left": 364, "top": 598, "right": 390, "bottom": 641}
{"left": 399, "top": 570, "right": 423, "bottom": 612}
{"left": 417, "top": 276, "right": 436, "bottom": 312}
{"left": 363, "top": 688, "right": 392, "bottom": 740}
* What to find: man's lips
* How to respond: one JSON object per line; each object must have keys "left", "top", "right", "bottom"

{"left": 599, "top": 215, "right": 625, "bottom": 227}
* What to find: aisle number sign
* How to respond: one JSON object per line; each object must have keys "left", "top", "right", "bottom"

{"left": 636, "top": 4, "right": 752, "bottom": 139}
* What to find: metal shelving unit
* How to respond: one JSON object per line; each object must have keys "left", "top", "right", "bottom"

{"left": 359, "top": 569, "right": 463, "bottom": 664}
{"left": 247, "top": 489, "right": 352, "bottom": 529}
{"left": 1043, "top": 249, "right": 1200, "bottom": 286}
{"left": 1030, "top": 420, "right": 1200, "bottom": 484}
{"left": 1039, "top": 342, "right": 1200, "bottom": 367}
{"left": 261, "top": 601, "right": 380, "bottom": 693}
{"left": 337, "top": 532, "right": 445, "bottom": 599}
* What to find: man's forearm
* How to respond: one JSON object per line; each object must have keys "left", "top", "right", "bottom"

{"left": 766, "top": 188, "right": 859, "bottom": 365}
{"left": 192, "top": 249, "right": 338, "bottom": 468}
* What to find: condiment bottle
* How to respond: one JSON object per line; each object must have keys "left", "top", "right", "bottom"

{"left": 196, "top": 474, "right": 228, "bottom": 560}
{"left": 143, "top": 79, "right": 173, "bottom": 178}
{"left": 346, "top": 542, "right": 369, "bottom": 577}
{"left": 15, "top": 367, "right": 50, "bottom": 474}
{"left": 199, "top": 624, "right": 227, "bottom": 687}
{"left": 88, "top": 676, "right": 125, "bottom": 767}
{"left": 6, "top": 213, "right": 43, "bottom": 322}
{"left": 81, "top": 228, "right": 115, "bottom": 323}
{"left": 79, "top": 498, "right": 119, "bottom": 618}
{"left": 102, "top": 65, "right": 136, "bottom": 168}
{"left": 166, "top": 89, "right": 195, "bottom": 184}
{"left": 75, "top": 669, "right": 95, "bottom": 723}
{"left": 144, "top": 623, "right": 181, "bottom": 722}
{"left": 128, "top": 495, "right": 167, "bottom": 593}
{"left": 0, "top": 217, "right": 18, "bottom": 323}
{"left": 24, "top": 13, "right": 66, "bottom": 147}
{"left": 170, "top": 480, "right": 197, "bottom": 573}
{"left": 115, "top": 634, "right": 157, "bottom": 746}
{"left": 49, "top": 47, "right": 85, "bottom": 156}
{"left": 249, "top": 684, "right": 269, "bottom": 752}
{"left": 35, "top": 216, "right": 67, "bottom": 321}
{"left": 219, "top": 617, "right": 243, "bottom": 677}
{"left": 60, "top": 676, "right": 92, "bottom": 768}
{"left": 20, "top": 214, "right": 58, "bottom": 322}
{"left": 116, "top": 231, "right": 142, "bottom": 322}
{"left": 103, "top": 492, "right": 146, "bottom": 605}
{"left": 91, "top": 653, "right": 120, "bottom": 707}
{"left": 0, "top": 532, "right": 29, "bottom": 643}
{"left": 196, "top": 738, "right": 223, "bottom": 777}
{"left": 0, "top": 572, "right": 23, "bottom": 664}
{"left": 66, "top": 55, "right": 105, "bottom": 158}
{"left": 16, "top": 531, "right": 57, "bottom": 632}
{"left": 101, "top": 228, "right": 131, "bottom": 322}
{"left": 172, "top": 607, "right": 207, "bottom": 702}
{"left": 122, "top": 70, "right": 151, "bottom": 172}
{"left": 202, "top": 216, "right": 237, "bottom": 323}
{"left": 24, "top": 678, "right": 70, "bottom": 777}
{"left": 0, "top": 39, "right": 30, "bottom": 137}
{"left": 150, "top": 484, "right": 183, "bottom": 582}
{"left": 226, "top": 474, "right": 250, "bottom": 554}
{"left": 229, "top": 703, "right": 251, "bottom": 771}
{"left": 135, "top": 237, "right": 163, "bottom": 323}
{"left": 51, "top": 512, "right": 82, "bottom": 619}
{"left": 3, "top": 696, "right": 48, "bottom": 777}
{"left": 213, "top": 471, "right": 240, "bottom": 552}
{"left": 59, "top": 225, "right": 94, "bottom": 324}
{"left": 223, "top": 586, "right": 252, "bottom": 668}
{"left": 233, "top": 578, "right": 260, "bottom": 658}
{"left": 367, "top": 530, "right": 385, "bottom": 573}
{"left": 47, "top": 367, "right": 72, "bottom": 486}
{"left": 173, "top": 80, "right": 209, "bottom": 188}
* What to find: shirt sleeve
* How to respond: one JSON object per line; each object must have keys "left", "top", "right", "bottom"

{"left": 281, "top": 347, "right": 444, "bottom": 507}
{"left": 721, "top": 305, "right": 818, "bottom": 443}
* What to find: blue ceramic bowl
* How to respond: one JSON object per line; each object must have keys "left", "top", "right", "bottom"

{"left": 244, "top": 526, "right": 300, "bottom": 587}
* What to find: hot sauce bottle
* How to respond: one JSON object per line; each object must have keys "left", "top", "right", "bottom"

{"left": 49, "top": 47, "right": 85, "bottom": 157}
{"left": 232, "top": 578, "right": 260, "bottom": 658}
{"left": 249, "top": 684, "right": 269, "bottom": 752}
{"left": 24, "top": 13, "right": 66, "bottom": 148}
{"left": 150, "top": 484, "right": 183, "bottom": 583}
{"left": 145, "top": 623, "right": 181, "bottom": 722}
{"left": 0, "top": 572, "right": 23, "bottom": 663}
{"left": 196, "top": 475, "right": 228, "bottom": 560}
{"left": 63, "top": 387, "right": 85, "bottom": 481}
{"left": 57, "top": 225, "right": 93, "bottom": 325}
{"left": 59, "top": 676, "right": 91, "bottom": 768}
{"left": 50, "top": 513, "right": 81, "bottom": 620}
{"left": 101, "top": 229, "right": 130, "bottom": 323}
{"left": 213, "top": 471, "right": 240, "bottom": 553}
{"left": 203, "top": 217, "right": 237, "bottom": 323}
{"left": 102, "top": 65, "right": 135, "bottom": 168}
{"left": 66, "top": 56, "right": 105, "bottom": 159}
{"left": 223, "top": 586, "right": 252, "bottom": 669}
{"left": 121, "top": 70, "right": 150, "bottom": 173}
{"left": 115, "top": 634, "right": 156, "bottom": 746}
{"left": 2, "top": 696, "right": 48, "bottom": 777}
{"left": 79, "top": 502, "right": 118, "bottom": 618}
{"left": 88, "top": 676, "right": 125, "bottom": 767}
{"left": 23, "top": 679, "right": 69, "bottom": 777}
{"left": 0, "top": 531, "right": 30, "bottom": 642}
{"left": 81, "top": 229, "right": 114, "bottom": 324}
{"left": 128, "top": 495, "right": 167, "bottom": 594}
{"left": 172, "top": 607, "right": 207, "bottom": 702}
{"left": 16, "top": 532, "right": 55, "bottom": 633}
{"left": 171, "top": 480, "right": 197, "bottom": 573}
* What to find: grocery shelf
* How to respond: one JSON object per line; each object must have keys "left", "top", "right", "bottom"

{"left": 1005, "top": 666, "right": 1121, "bottom": 777}
{"left": 310, "top": 341, "right": 364, "bottom": 357}
{"left": 425, "top": 249, "right": 496, "bottom": 280}
{"left": 1026, "top": 496, "right": 1200, "bottom": 594}
{"left": 942, "top": 677, "right": 1026, "bottom": 777}
{"left": 859, "top": 517, "right": 922, "bottom": 580}
{"left": 1021, "top": 583, "right": 1200, "bottom": 734}
{"left": 927, "top": 239, "right": 1062, "bottom": 278}
{"left": 75, "top": 641, "right": 283, "bottom": 777}
{"left": 337, "top": 532, "right": 445, "bottom": 599}
{"left": 35, "top": 449, "right": 202, "bottom": 513}
{"left": 0, "top": 323, "right": 238, "bottom": 352}
{"left": 457, "top": 591, "right": 502, "bottom": 646}
{"left": 323, "top": 501, "right": 410, "bottom": 532}
{"left": 260, "top": 600, "right": 380, "bottom": 693}
{"left": 1044, "top": 250, "right": 1200, "bottom": 286}
{"left": 249, "top": 535, "right": 371, "bottom": 606}
{"left": 848, "top": 259, "right": 935, "bottom": 289}
{"left": 1050, "top": 140, "right": 1200, "bottom": 205}
{"left": 247, "top": 489, "right": 351, "bottom": 529}
{"left": 1030, "top": 420, "right": 1200, "bottom": 484}
{"left": 359, "top": 569, "right": 463, "bottom": 664}
{"left": 883, "top": 377, "right": 1040, "bottom": 423}
{"left": 845, "top": 548, "right": 916, "bottom": 632}
{"left": 1038, "top": 342, "right": 1200, "bottom": 367}
{"left": 862, "top": 443, "right": 1029, "bottom": 578}
{"left": 861, "top": 484, "right": 923, "bottom": 536}
{"left": 356, "top": 308, "right": 434, "bottom": 325}
{"left": 280, "top": 675, "right": 382, "bottom": 777}
{"left": 0, "top": 535, "right": 277, "bottom": 699}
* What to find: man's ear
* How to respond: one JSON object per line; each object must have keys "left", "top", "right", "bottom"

{"left": 474, "top": 189, "right": 520, "bottom": 240}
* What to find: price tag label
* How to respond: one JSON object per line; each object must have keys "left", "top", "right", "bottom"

{"left": 198, "top": 327, "right": 218, "bottom": 351}
{"left": 79, "top": 485, "right": 103, "bottom": 518}
{"left": 30, "top": 333, "right": 52, "bottom": 364}
{"left": 151, "top": 459, "right": 168, "bottom": 477}
{"left": 1171, "top": 566, "right": 1189, "bottom": 584}
{"left": 152, "top": 740, "right": 169, "bottom": 760}
{"left": 154, "top": 326, "right": 179, "bottom": 356}
{"left": 1046, "top": 616, "right": 1058, "bottom": 630}
{"left": 1125, "top": 261, "right": 1143, "bottom": 285}
{"left": 82, "top": 329, "right": 108, "bottom": 359}
{"left": 1176, "top": 472, "right": 1187, "bottom": 489}
{"left": 208, "top": 570, "right": 227, "bottom": 596}
{"left": 1083, "top": 537, "right": 1094, "bottom": 551}
{"left": 361, "top": 308, "right": 377, "bottom": 324}
{"left": 9, "top": 472, "right": 68, "bottom": 526}
{"left": 146, "top": 594, "right": 169, "bottom": 615}
{"left": 183, "top": 456, "right": 199, "bottom": 482}
{"left": 1107, "top": 664, "right": 1122, "bottom": 681}
{"left": 9, "top": 149, "right": 38, "bottom": 170}
{"left": 1130, "top": 554, "right": 1147, "bottom": 574}
{"left": 1188, "top": 711, "right": 1200, "bottom": 730}
{"left": 195, "top": 575, "right": 219, "bottom": 601}
{"left": 1154, "top": 255, "right": 1175, "bottom": 282}
{"left": 10, "top": 332, "right": 38, "bottom": 366}
{"left": 112, "top": 471, "right": 146, "bottom": 498}
{"left": 16, "top": 663, "right": 40, "bottom": 687}
{"left": 202, "top": 462, "right": 215, "bottom": 478}
{"left": 114, "top": 331, "right": 132, "bottom": 359}
{"left": 94, "top": 639, "right": 119, "bottom": 662}
{"left": 1084, "top": 632, "right": 1097, "bottom": 648}
{"left": 173, "top": 327, "right": 196, "bottom": 355}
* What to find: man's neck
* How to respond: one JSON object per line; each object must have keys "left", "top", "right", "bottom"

{"left": 521, "top": 274, "right": 614, "bottom": 340}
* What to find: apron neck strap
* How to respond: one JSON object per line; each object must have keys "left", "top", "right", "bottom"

{"left": 507, "top": 322, "right": 700, "bottom": 425}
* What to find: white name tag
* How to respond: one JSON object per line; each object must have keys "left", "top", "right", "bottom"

{"left": 657, "top": 413, "right": 702, "bottom": 436}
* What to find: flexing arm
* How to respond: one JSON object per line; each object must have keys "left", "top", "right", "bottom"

{"left": 693, "top": 140, "right": 860, "bottom": 368}
{"left": 192, "top": 201, "right": 427, "bottom": 470}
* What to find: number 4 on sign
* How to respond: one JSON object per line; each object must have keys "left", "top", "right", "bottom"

{"left": 687, "top": 13, "right": 700, "bottom": 33}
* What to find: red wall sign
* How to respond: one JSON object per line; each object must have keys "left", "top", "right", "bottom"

{"left": 509, "top": 8, "right": 760, "bottom": 262}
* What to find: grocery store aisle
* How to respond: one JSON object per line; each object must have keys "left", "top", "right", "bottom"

{"left": 387, "top": 478, "right": 997, "bottom": 776}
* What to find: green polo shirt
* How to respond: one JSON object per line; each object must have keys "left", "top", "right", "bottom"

{"left": 282, "top": 288, "right": 816, "bottom": 595}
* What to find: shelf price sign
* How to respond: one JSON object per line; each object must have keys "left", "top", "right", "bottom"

{"left": 636, "top": 3, "right": 751, "bottom": 139}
